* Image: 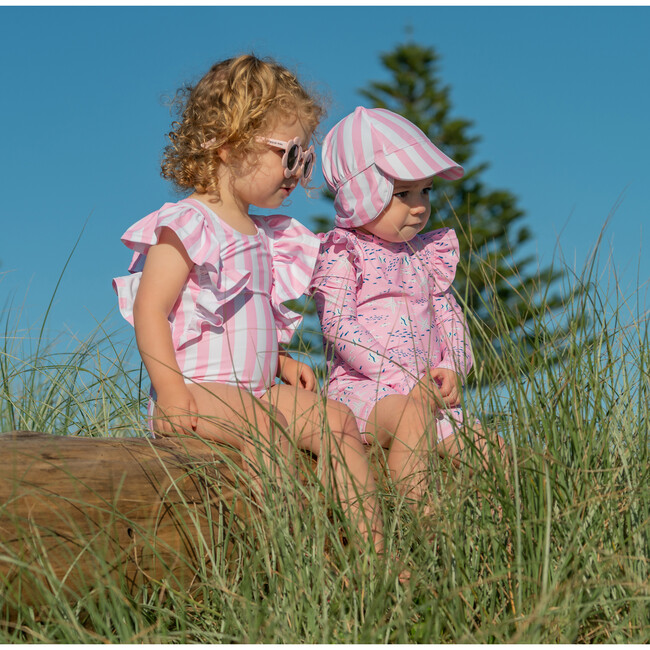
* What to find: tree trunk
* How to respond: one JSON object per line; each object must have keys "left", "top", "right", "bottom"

{"left": 0, "top": 430, "right": 252, "bottom": 615}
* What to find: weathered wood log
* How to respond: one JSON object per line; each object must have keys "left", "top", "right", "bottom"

{"left": 0, "top": 430, "right": 253, "bottom": 614}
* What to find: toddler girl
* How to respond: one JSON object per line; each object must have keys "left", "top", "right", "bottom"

{"left": 312, "top": 106, "right": 497, "bottom": 509}
{"left": 113, "top": 57, "right": 382, "bottom": 550}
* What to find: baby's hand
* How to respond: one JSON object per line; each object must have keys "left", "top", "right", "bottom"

{"left": 153, "top": 385, "right": 198, "bottom": 435}
{"left": 408, "top": 371, "right": 444, "bottom": 412}
{"left": 428, "top": 367, "right": 462, "bottom": 408}
{"left": 277, "top": 354, "right": 317, "bottom": 392}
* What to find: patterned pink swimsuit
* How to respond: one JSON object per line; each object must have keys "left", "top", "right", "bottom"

{"left": 311, "top": 226, "right": 474, "bottom": 441}
{"left": 113, "top": 199, "right": 319, "bottom": 402}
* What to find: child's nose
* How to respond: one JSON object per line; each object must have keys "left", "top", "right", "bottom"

{"left": 411, "top": 198, "right": 428, "bottom": 214}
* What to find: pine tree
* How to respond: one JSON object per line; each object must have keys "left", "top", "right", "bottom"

{"left": 299, "top": 42, "right": 581, "bottom": 384}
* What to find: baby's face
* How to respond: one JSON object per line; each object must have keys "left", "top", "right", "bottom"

{"left": 359, "top": 178, "right": 433, "bottom": 243}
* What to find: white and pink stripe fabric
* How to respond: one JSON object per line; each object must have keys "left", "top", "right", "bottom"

{"left": 113, "top": 199, "right": 319, "bottom": 397}
{"left": 321, "top": 107, "right": 464, "bottom": 229}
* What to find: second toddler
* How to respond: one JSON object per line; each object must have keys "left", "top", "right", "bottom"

{"left": 312, "top": 107, "right": 499, "bottom": 509}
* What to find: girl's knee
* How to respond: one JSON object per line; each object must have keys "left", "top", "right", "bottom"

{"left": 324, "top": 399, "right": 359, "bottom": 435}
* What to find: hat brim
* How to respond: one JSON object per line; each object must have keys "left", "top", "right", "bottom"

{"left": 375, "top": 140, "right": 464, "bottom": 182}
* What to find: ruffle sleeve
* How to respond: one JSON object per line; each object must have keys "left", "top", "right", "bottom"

{"left": 112, "top": 201, "right": 249, "bottom": 348}
{"left": 120, "top": 201, "right": 223, "bottom": 272}
{"left": 256, "top": 215, "right": 321, "bottom": 344}
{"left": 420, "top": 227, "right": 460, "bottom": 295}
{"left": 311, "top": 228, "right": 363, "bottom": 290}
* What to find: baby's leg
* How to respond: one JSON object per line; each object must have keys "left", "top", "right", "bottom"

{"left": 265, "top": 384, "right": 383, "bottom": 553}
{"left": 368, "top": 396, "right": 506, "bottom": 503}
{"left": 365, "top": 394, "right": 436, "bottom": 507}
{"left": 437, "top": 417, "right": 508, "bottom": 474}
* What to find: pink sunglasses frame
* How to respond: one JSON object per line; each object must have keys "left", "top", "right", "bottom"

{"left": 256, "top": 136, "right": 315, "bottom": 186}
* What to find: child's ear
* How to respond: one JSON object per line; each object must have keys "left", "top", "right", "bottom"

{"left": 217, "top": 145, "right": 230, "bottom": 163}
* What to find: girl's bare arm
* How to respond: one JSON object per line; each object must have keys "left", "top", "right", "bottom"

{"left": 133, "top": 227, "right": 198, "bottom": 433}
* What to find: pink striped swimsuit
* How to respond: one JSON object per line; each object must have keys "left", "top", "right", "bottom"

{"left": 311, "top": 226, "right": 474, "bottom": 441}
{"left": 113, "top": 199, "right": 319, "bottom": 399}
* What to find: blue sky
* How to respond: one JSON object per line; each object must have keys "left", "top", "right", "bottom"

{"left": 1, "top": 6, "right": 648, "bottom": 350}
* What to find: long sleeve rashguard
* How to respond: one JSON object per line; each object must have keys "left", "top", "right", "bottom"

{"left": 311, "top": 227, "right": 473, "bottom": 395}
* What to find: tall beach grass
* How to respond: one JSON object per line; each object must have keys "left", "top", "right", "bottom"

{"left": 0, "top": 241, "right": 648, "bottom": 642}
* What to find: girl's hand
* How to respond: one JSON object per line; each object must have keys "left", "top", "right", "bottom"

{"left": 277, "top": 354, "right": 317, "bottom": 392}
{"left": 428, "top": 367, "right": 462, "bottom": 407}
{"left": 153, "top": 385, "right": 199, "bottom": 435}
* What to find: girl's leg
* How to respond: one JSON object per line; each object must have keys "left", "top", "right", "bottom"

{"left": 264, "top": 384, "right": 384, "bottom": 553}
{"left": 155, "top": 382, "right": 291, "bottom": 494}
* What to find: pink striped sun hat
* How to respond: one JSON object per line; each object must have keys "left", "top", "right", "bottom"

{"left": 322, "top": 106, "right": 464, "bottom": 228}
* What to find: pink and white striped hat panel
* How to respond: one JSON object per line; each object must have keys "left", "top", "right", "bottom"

{"left": 321, "top": 107, "right": 464, "bottom": 228}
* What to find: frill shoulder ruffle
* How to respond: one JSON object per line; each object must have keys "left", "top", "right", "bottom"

{"left": 112, "top": 200, "right": 247, "bottom": 348}
{"left": 312, "top": 226, "right": 459, "bottom": 294}
{"left": 418, "top": 227, "right": 460, "bottom": 295}
{"left": 255, "top": 214, "right": 321, "bottom": 343}
{"left": 113, "top": 200, "right": 320, "bottom": 347}
{"left": 312, "top": 227, "right": 364, "bottom": 288}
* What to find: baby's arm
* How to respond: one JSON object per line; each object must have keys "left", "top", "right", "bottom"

{"left": 414, "top": 289, "right": 472, "bottom": 409}
{"left": 312, "top": 255, "right": 406, "bottom": 387}
{"left": 133, "top": 227, "right": 198, "bottom": 434}
{"left": 432, "top": 290, "right": 473, "bottom": 381}
{"left": 408, "top": 366, "right": 460, "bottom": 413}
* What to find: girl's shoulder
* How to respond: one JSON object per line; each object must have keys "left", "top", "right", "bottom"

{"left": 419, "top": 226, "right": 459, "bottom": 251}
{"left": 318, "top": 226, "right": 364, "bottom": 252}
{"left": 253, "top": 213, "right": 319, "bottom": 250}
{"left": 317, "top": 227, "right": 364, "bottom": 263}
{"left": 122, "top": 198, "right": 217, "bottom": 240}
{"left": 253, "top": 214, "right": 320, "bottom": 273}
{"left": 120, "top": 199, "right": 231, "bottom": 271}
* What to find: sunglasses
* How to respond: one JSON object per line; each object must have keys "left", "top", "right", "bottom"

{"left": 257, "top": 137, "right": 315, "bottom": 186}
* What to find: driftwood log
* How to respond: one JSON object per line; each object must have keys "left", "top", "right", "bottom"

{"left": 0, "top": 430, "right": 253, "bottom": 614}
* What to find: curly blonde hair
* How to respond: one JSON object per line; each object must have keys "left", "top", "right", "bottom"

{"left": 161, "top": 54, "right": 325, "bottom": 198}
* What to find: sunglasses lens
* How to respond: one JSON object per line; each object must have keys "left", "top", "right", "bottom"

{"left": 303, "top": 153, "right": 314, "bottom": 181}
{"left": 285, "top": 143, "right": 300, "bottom": 172}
